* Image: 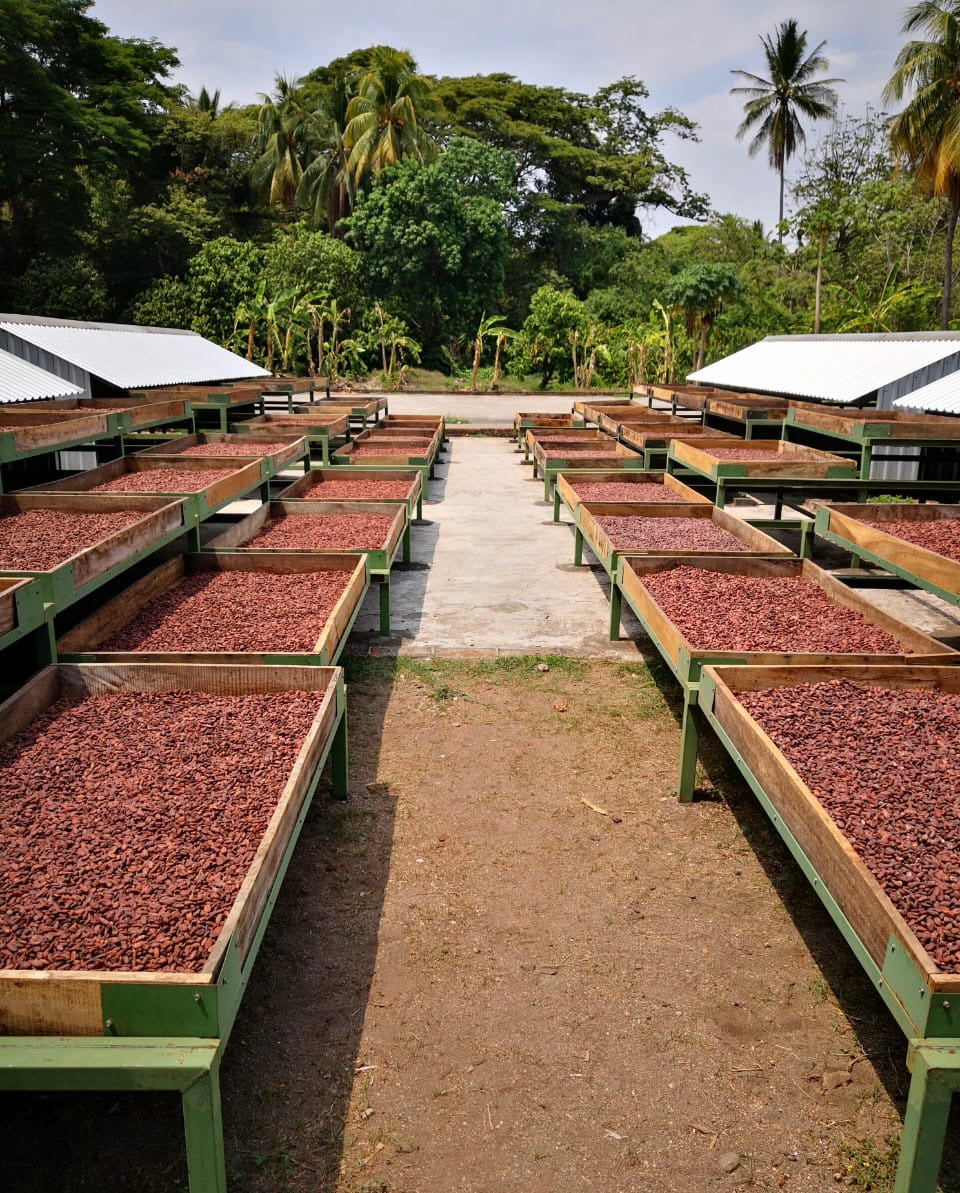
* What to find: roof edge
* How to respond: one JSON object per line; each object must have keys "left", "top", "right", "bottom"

{"left": 0, "top": 313, "right": 200, "bottom": 337}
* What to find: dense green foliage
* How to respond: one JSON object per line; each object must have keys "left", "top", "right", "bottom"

{"left": 6, "top": 1, "right": 960, "bottom": 388}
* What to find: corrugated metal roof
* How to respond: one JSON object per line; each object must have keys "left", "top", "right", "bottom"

{"left": 894, "top": 372, "right": 960, "bottom": 415}
{"left": 0, "top": 318, "right": 269, "bottom": 389}
{"left": 0, "top": 347, "right": 84, "bottom": 403}
{"left": 688, "top": 334, "right": 960, "bottom": 403}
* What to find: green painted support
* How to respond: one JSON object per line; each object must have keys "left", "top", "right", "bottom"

{"left": 402, "top": 523, "right": 411, "bottom": 564}
{"left": 331, "top": 710, "right": 349, "bottom": 799}
{"left": 896, "top": 1040, "right": 960, "bottom": 1193}
{"left": 573, "top": 526, "right": 584, "bottom": 567}
{"left": 543, "top": 471, "right": 551, "bottom": 502}
{"left": 0, "top": 1036, "right": 225, "bottom": 1193}
{"left": 378, "top": 577, "right": 391, "bottom": 636}
{"left": 677, "top": 694, "right": 701, "bottom": 803}
{"left": 608, "top": 581, "right": 622, "bottom": 641}
{"left": 553, "top": 486, "right": 562, "bottom": 522}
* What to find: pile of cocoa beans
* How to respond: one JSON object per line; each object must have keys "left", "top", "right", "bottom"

{"left": 0, "top": 690, "right": 323, "bottom": 971}
{"left": 864, "top": 518, "right": 960, "bottom": 562}
{"left": 739, "top": 680, "right": 960, "bottom": 971}
{"left": 595, "top": 515, "right": 749, "bottom": 552}
{"left": 89, "top": 468, "right": 230, "bottom": 493}
{"left": 104, "top": 570, "right": 351, "bottom": 652}
{"left": 0, "top": 508, "right": 142, "bottom": 570}
{"left": 249, "top": 513, "right": 395, "bottom": 551}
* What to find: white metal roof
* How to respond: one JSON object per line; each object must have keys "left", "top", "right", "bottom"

{"left": 0, "top": 316, "right": 269, "bottom": 389}
{"left": 0, "top": 347, "right": 84, "bottom": 403}
{"left": 688, "top": 333, "right": 960, "bottom": 403}
{"left": 894, "top": 371, "right": 960, "bottom": 415}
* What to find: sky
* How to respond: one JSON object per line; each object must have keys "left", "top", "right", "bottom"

{"left": 91, "top": 0, "right": 912, "bottom": 239}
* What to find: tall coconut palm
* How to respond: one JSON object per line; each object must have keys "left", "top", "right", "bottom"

{"left": 296, "top": 71, "right": 355, "bottom": 235}
{"left": 731, "top": 19, "right": 842, "bottom": 241}
{"left": 885, "top": 1, "right": 960, "bottom": 328}
{"left": 343, "top": 48, "right": 437, "bottom": 188}
{"left": 252, "top": 75, "right": 311, "bottom": 215}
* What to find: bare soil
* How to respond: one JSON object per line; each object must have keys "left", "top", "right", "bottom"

{"left": 1, "top": 655, "right": 952, "bottom": 1192}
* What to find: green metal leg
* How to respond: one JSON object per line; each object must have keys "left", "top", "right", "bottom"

{"left": 574, "top": 527, "right": 584, "bottom": 567}
{"left": 895, "top": 1040, "right": 960, "bottom": 1193}
{"left": 860, "top": 442, "right": 872, "bottom": 479}
{"left": 714, "top": 482, "right": 727, "bottom": 510}
{"left": 543, "top": 472, "right": 551, "bottom": 502}
{"left": 320, "top": 440, "right": 329, "bottom": 465}
{"left": 402, "top": 524, "right": 411, "bottom": 563}
{"left": 218, "top": 409, "right": 228, "bottom": 434}
{"left": 677, "top": 696, "right": 701, "bottom": 803}
{"left": 745, "top": 422, "right": 755, "bottom": 440}
{"left": 331, "top": 711, "right": 349, "bottom": 800}
{"left": 531, "top": 456, "right": 537, "bottom": 477}
{"left": 182, "top": 1054, "right": 227, "bottom": 1193}
{"left": 259, "top": 479, "right": 270, "bottom": 503}
{"left": 609, "top": 582, "right": 622, "bottom": 641}
{"left": 378, "top": 577, "right": 391, "bottom": 636}
{"left": 553, "top": 487, "right": 561, "bottom": 522}
{"left": 187, "top": 525, "right": 202, "bottom": 552}
{"left": 799, "top": 521, "right": 812, "bottom": 559}
{"left": 850, "top": 551, "right": 862, "bottom": 569}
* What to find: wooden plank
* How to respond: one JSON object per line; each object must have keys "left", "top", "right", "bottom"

{"left": 0, "top": 976, "right": 103, "bottom": 1036}
{"left": 671, "top": 436, "right": 857, "bottom": 480}
{"left": 555, "top": 470, "right": 710, "bottom": 516}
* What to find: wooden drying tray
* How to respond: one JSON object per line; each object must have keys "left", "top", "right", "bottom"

{"left": 294, "top": 396, "right": 389, "bottom": 425}
{"left": 575, "top": 400, "right": 650, "bottom": 425}
{"left": 21, "top": 455, "right": 265, "bottom": 526}
{"left": 134, "top": 432, "right": 309, "bottom": 480}
{"left": 0, "top": 659, "right": 347, "bottom": 1192}
{"left": 29, "top": 395, "right": 191, "bottom": 433}
{"left": 698, "top": 661, "right": 960, "bottom": 1012}
{"left": 534, "top": 443, "right": 646, "bottom": 501}
{"left": 619, "top": 424, "right": 737, "bottom": 451}
{"left": 0, "top": 493, "right": 187, "bottom": 611}
{"left": 274, "top": 465, "right": 422, "bottom": 530}
{"left": 695, "top": 660, "right": 960, "bottom": 1193}
{"left": 553, "top": 470, "right": 710, "bottom": 524}
{"left": 526, "top": 427, "right": 613, "bottom": 467}
{"left": 704, "top": 394, "right": 790, "bottom": 424}
{"left": 233, "top": 412, "right": 350, "bottom": 463}
{"left": 0, "top": 409, "right": 111, "bottom": 464}
{"left": 635, "top": 384, "right": 718, "bottom": 411}
{"left": 814, "top": 502, "right": 960, "bottom": 604}
{"left": 669, "top": 437, "right": 857, "bottom": 482}
{"left": 596, "top": 411, "right": 691, "bottom": 436}
{"left": 331, "top": 439, "right": 435, "bottom": 490}
{"left": 575, "top": 501, "right": 793, "bottom": 577}
{"left": 572, "top": 396, "right": 635, "bottom": 416}
{"left": 57, "top": 550, "right": 368, "bottom": 666}
{"left": 786, "top": 404, "right": 960, "bottom": 442}
{"left": 204, "top": 499, "right": 404, "bottom": 636}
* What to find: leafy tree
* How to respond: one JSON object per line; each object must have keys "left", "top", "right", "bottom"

{"left": 469, "top": 313, "right": 517, "bottom": 392}
{"left": 296, "top": 70, "right": 354, "bottom": 234}
{"left": 885, "top": 0, "right": 960, "bottom": 327}
{"left": 0, "top": 0, "right": 178, "bottom": 302}
{"left": 663, "top": 264, "right": 740, "bottom": 370}
{"left": 516, "top": 286, "right": 584, "bottom": 389}
{"left": 179, "top": 236, "right": 265, "bottom": 343}
{"left": 263, "top": 223, "right": 363, "bottom": 311}
{"left": 731, "top": 18, "right": 842, "bottom": 240}
{"left": 346, "top": 138, "right": 510, "bottom": 359}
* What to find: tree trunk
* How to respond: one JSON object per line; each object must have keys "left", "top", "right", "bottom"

{"left": 492, "top": 337, "right": 503, "bottom": 387}
{"left": 696, "top": 320, "right": 707, "bottom": 371}
{"left": 814, "top": 224, "right": 825, "bottom": 334}
{"left": 470, "top": 335, "right": 481, "bottom": 393}
{"left": 942, "top": 188, "right": 960, "bottom": 330}
{"left": 246, "top": 321, "right": 255, "bottom": 361}
{"left": 778, "top": 162, "right": 785, "bottom": 244}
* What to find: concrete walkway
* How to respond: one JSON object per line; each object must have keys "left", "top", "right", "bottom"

{"left": 351, "top": 436, "right": 643, "bottom": 657}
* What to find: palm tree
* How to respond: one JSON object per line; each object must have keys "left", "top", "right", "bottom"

{"left": 731, "top": 20, "right": 842, "bottom": 241}
{"left": 885, "top": 1, "right": 960, "bottom": 328}
{"left": 470, "top": 313, "right": 516, "bottom": 392}
{"left": 343, "top": 48, "right": 437, "bottom": 188}
{"left": 252, "top": 75, "right": 311, "bottom": 215}
{"left": 296, "top": 71, "right": 355, "bottom": 235}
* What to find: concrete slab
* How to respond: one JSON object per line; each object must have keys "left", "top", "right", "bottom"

{"left": 350, "top": 436, "right": 645, "bottom": 657}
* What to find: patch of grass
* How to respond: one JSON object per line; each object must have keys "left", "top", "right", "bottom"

{"left": 810, "top": 974, "right": 834, "bottom": 1005}
{"left": 837, "top": 1135, "right": 899, "bottom": 1191}
{"left": 317, "top": 803, "right": 377, "bottom": 843}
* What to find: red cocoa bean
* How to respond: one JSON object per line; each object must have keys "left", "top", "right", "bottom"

{"left": 863, "top": 518, "right": 960, "bottom": 562}
{"left": 0, "top": 690, "right": 324, "bottom": 972}
{"left": 738, "top": 680, "right": 960, "bottom": 972}
{"left": 88, "top": 468, "right": 233, "bottom": 493}
{"left": 595, "top": 515, "right": 750, "bottom": 552}
{"left": 567, "top": 481, "right": 685, "bottom": 502}
{"left": 248, "top": 513, "right": 395, "bottom": 551}
{"left": 175, "top": 441, "right": 296, "bottom": 458}
{"left": 103, "top": 570, "right": 352, "bottom": 652}
{"left": 639, "top": 567, "right": 906, "bottom": 653}
{"left": 289, "top": 477, "right": 414, "bottom": 500}
{"left": 699, "top": 447, "right": 791, "bottom": 460}
{"left": 0, "top": 508, "right": 143, "bottom": 571}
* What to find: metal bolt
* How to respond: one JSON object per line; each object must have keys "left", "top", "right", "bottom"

{"left": 194, "top": 993, "right": 201, "bottom": 1003}
{"left": 105, "top": 1018, "right": 114, "bottom": 1029}
{"left": 944, "top": 1001, "right": 951, "bottom": 1010}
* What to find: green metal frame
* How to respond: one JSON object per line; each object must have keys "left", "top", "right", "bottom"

{"left": 665, "top": 442, "right": 857, "bottom": 486}
{"left": 188, "top": 396, "right": 264, "bottom": 435}
{"left": 126, "top": 432, "right": 310, "bottom": 481}
{"left": 0, "top": 675, "right": 348, "bottom": 1193}
{"left": 813, "top": 506, "right": 960, "bottom": 606}
{"left": 692, "top": 668, "right": 960, "bottom": 1193}
{"left": 540, "top": 454, "right": 647, "bottom": 502}
{"left": 330, "top": 453, "right": 432, "bottom": 493}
